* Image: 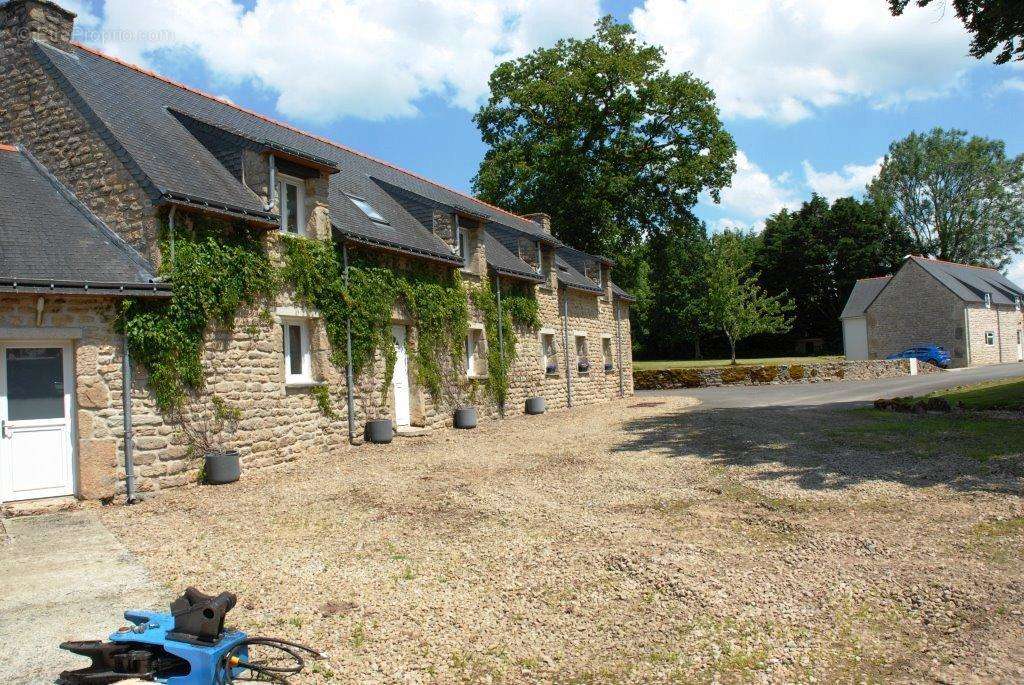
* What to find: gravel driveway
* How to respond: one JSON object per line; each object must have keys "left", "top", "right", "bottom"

{"left": 100, "top": 395, "right": 1024, "bottom": 683}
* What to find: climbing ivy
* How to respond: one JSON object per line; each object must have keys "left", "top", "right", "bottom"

{"left": 116, "top": 214, "right": 277, "bottom": 411}
{"left": 470, "top": 279, "right": 540, "bottom": 406}
{"left": 280, "top": 237, "right": 469, "bottom": 401}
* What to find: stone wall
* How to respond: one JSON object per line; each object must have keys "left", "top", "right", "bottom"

{"left": 966, "top": 305, "right": 1024, "bottom": 366}
{"left": 866, "top": 259, "right": 967, "bottom": 366}
{"left": 634, "top": 359, "right": 925, "bottom": 391}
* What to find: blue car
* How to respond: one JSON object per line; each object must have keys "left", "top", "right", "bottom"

{"left": 886, "top": 345, "right": 951, "bottom": 369}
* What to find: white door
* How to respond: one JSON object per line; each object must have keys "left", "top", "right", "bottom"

{"left": 391, "top": 325, "right": 411, "bottom": 427}
{"left": 842, "top": 317, "right": 869, "bottom": 360}
{"left": 0, "top": 343, "right": 75, "bottom": 502}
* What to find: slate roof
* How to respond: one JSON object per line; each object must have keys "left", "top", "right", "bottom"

{"left": 482, "top": 232, "right": 544, "bottom": 283}
{"left": 29, "top": 40, "right": 632, "bottom": 298}
{"left": 840, "top": 276, "right": 891, "bottom": 318}
{"left": 555, "top": 252, "right": 603, "bottom": 294}
{"left": 908, "top": 256, "right": 1024, "bottom": 306}
{"left": 0, "top": 144, "right": 168, "bottom": 297}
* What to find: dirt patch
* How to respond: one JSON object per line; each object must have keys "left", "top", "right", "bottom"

{"left": 101, "top": 397, "right": 1024, "bottom": 683}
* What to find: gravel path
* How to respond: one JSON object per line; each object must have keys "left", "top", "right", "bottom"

{"left": 101, "top": 397, "right": 1024, "bottom": 683}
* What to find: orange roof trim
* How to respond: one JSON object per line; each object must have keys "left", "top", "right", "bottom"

{"left": 0, "top": 143, "right": 19, "bottom": 153}
{"left": 70, "top": 41, "right": 534, "bottom": 228}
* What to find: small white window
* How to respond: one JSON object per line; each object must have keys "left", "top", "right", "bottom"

{"left": 540, "top": 332, "right": 557, "bottom": 374}
{"left": 465, "top": 328, "right": 485, "bottom": 377}
{"left": 985, "top": 331, "right": 995, "bottom": 346}
{"left": 1015, "top": 296, "right": 1022, "bottom": 311}
{"left": 278, "top": 175, "right": 305, "bottom": 235}
{"left": 459, "top": 228, "right": 471, "bottom": 269}
{"left": 983, "top": 293, "right": 993, "bottom": 309}
{"left": 535, "top": 242, "right": 543, "bottom": 274}
{"left": 282, "top": 320, "right": 312, "bottom": 384}
{"left": 602, "top": 337, "right": 613, "bottom": 370}
{"left": 575, "top": 334, "right": 589, "bottom": 373}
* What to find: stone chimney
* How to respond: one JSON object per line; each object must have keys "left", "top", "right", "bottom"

{"left": 523, "top": 212, "right": 552, "bottom": 235}
{"left": 0, "top": 0, "right": 76, "bottom": 51}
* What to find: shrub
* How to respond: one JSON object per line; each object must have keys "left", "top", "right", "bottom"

{"left": 788, "top": 364, "right": 805, "bottom": 380}
{"left": 749, "top": 366, "right": 778, "bottom": 384}
{"left": 719, "top": 366, "right": 751, "bottom": 384}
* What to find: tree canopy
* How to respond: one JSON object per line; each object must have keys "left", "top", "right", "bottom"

{"left": 472, "top": 16, "right": 736, "bottom": 265}
{"left": 890, "top": 0, "right": 1024, "bottom": 64}
{"left": 868, "top": 127, "right": 1024, "bottom": 269}
{"left": 756, "top": 195, "right": 913, "bottom": 350}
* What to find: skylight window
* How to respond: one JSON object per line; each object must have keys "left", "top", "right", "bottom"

{"left": 347, "top": 195, "right": 389, "bottom": 224}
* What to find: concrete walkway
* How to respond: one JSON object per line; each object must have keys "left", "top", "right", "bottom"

{"left": 0, "top": 510, "right": 168, "bottom": 684}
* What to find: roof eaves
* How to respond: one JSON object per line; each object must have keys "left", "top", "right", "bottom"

{"left": 333, "top": 227, "right": 463, "bottom": 267}
{"left": 0, "top": 278, "right": 172, "bottom": 298}
{"left": 161, "top": 193, "right": 279, "bottom": 226}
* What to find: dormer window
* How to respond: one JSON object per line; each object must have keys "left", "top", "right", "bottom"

{"left": 348, "top": 195, "right": 389, "bottom": 225}
{"left": 1015, "top": 296, "right": 1022, "bottom": 311}
{"left": 535, "top": 242, "right": 543, "bottom": 274}
{"left": 278, "top": 174, "right": 305, "bottom": 235}
{"left": 457, "top": 226, "right": 471, "bottom": 268}
{"left": 983, "top": 292, "right": 993, "bottom": 309}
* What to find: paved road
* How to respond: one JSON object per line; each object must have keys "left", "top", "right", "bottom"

{"left": 0, "top": 511, "right": 168, "bottom": 684}
{"left": 640, "top": 362, "right": 1024, "bottom": 410}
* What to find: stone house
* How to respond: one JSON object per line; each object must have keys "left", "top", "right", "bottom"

{"left": 841, "top": 255, "right": 1024, "bottom": 367}
{"left": 0, "top": 0, "right": 634, "bottom": 507}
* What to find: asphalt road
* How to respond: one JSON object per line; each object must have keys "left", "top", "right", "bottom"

{"left": 640, "top": 362, "right": 1024, "bottom": 410}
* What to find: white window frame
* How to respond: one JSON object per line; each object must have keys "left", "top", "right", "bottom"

{"left": 282, "top": 318, "right": 313, "bottom": 384}
{"left": 985, "top": 330, "right": 996, "bottom": 346}
{"left": 983, "top": 292, "right": 993, "bottom": 309}
{"left": 459, "top": 227, "right": 471, "bottom": 270}
{"left": 575, "top": 333, "right": 588, "bottom": 360}
{"left": 602, "top": 336, "right": 613, "bottom": 369}
{"left": 465, "top": 326, "right": 486, "bottom": 377}
{"left": 278, "top": 174, "right": 306, "bottom": 236}
{"left": 535, "top": 241, "right": 543, "bottom": 274}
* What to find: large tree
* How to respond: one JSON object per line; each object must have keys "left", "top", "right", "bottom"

{"left": 890, "top": 1, "right": 1024, "bottom": 64}
{"left": 701, "top": 232, "right": 793, "bottom": 365}
{"left": 644, "top": 223, "right": 710, "bottom": 360}
{"left": 756, "top": 195, "right": 913, "bottom": 351}
{"left": 472, "top": 16, "right": 736, "bottom": 271}
{"left": 868, "top": 128, "right": 1024, "bottom": 269}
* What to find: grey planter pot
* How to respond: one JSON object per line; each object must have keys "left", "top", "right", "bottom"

{"left": 525, "top": 397, "right": 545, "bottom": 415}
{"left": 204, "top": 450, "right": 240, "bottom": 485}
{"left": 365, "top": 419, "right": 394, "bottom": 444}
{"left": 545, "top": 362, "right": 559, "bottom": 375}
{"left": 604, "top": 362, "right": 614, "bottom": 372}
{"left": 453, "top": 406, "right": 477, "bottom": 429}
{"left": 578, "top": 360, "right": 591, "bottom": 373}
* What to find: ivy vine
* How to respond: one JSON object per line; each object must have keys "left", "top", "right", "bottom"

{"left": 116, "top": 214, "right": 276, "bottom": 411}
{"left": 470, "top": 279, "right": 540, "bottom": 406}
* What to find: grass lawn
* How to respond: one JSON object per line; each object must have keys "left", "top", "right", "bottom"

{"left": 634, "top": 355, "right": 843, "bottom": 370}
{"left": 926, "top": 375, "right": 1024, "bottom": 410}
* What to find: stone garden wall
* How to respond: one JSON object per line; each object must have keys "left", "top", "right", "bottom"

{"left": 634, "top": 359, "right": 933, "bottom": 391}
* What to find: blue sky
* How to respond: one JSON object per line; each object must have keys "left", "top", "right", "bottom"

{"left": 63, "top": 0, "right": 1024, "bottom": 277}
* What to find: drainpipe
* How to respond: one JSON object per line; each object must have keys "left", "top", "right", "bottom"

{"left": 997, "top": 307, "right": 1004, "bottom": 363}
{"left": 561, "top": 287, "right": 572, "bottom": 407}
{"left": 167, "top": 205, "right": 177, "bottom": 267}
{"left": 963, "top": 307, "right": 972, "bottom": 367}
{"left": 267, "top": 154, "right": 278, "bottom": 212}
{"left": 615, "top": 300, "right": 624, "bottom": 397}
{"left": 343, "top": 241, "right": 357, "bottom": 443}
{"left": 495, "top": 274, "right": 505, "bottom": 416}
{"left": 121, "top": 337, "right": 137, "bottom": 504}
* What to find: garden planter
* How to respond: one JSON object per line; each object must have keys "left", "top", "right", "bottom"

{"left": 364, "top": 419, "right": 394, "bottom": 444}
{"left": 604, "top": 362, "right": 613, "bottom": 372}
{"left": 577, "top": 360, "right": 591, "bottom": 373}
{"left": 453, "top": 406, "right": 477, "bottom": 429}
{"left": 545, "top": 362, "right": 559, "bottom": 375}
{"left": 204, "top": 450, "right": 240, "bottom": 485}
{"left": 525, "top": 397, "right": 545, "bottom": 415}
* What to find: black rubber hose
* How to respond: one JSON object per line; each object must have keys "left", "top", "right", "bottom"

{"left": 222, "top": 636, "right": 323, "bottom": 684}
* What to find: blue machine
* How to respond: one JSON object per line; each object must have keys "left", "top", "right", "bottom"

{"left": 58, "top": 588, "right": 320, "bottom": 685}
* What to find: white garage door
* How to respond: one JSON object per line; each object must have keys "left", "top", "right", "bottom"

{"left": 843, "top": 317, "right": 869, "bottom": 361}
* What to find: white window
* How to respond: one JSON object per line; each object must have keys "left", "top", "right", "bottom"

{"left": 282, "top": 320, "right": 312, "bottom": 384}
{"left": 278, "top": 175, "right": 306, "bottom": 235}
{"left": 1015, "top": 296, "right": 1022, "bottom": 311}
{"left": 540, "top": 332, "right": 557, "bottom": 374}
{"left": 985, "top": 331, "right": 996, "bottom": 346}
{"left": 535, "top": 242, "right": 543, "bottom": 274}
{"left": 575, "top": 334, "right": 589, "bottom": 373}
{"left": 983, "top": 292, "right": 993, "bottom": 309}
{"left": 459, "top": 228, "right": 471, "bottom": 269}
{"left": 602, "top": 337, "right": 613, "bottom": 370}
{"left": 465, "top": 328, "right": 485, "bottom": 377}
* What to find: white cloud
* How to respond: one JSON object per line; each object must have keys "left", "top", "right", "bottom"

{"left": 716, "top": 150, "right": 800, "bottom": 220}
{"left": 994, "top": 78, "right": 1024, "bottom": 95}
{"left": 631, "top": 0, "right": 975, "bottom": 124}
{"left": 1009, "top": 254, "right": 1024, "bottom": 284}
{"left": 802, "top": 157, "right": 883, "bottom": 201}
{"left": 62, "top": 0, "right": 101, "bottom": 28}
{"left": 89, "top": 0, "right": 599, "bottom": 122}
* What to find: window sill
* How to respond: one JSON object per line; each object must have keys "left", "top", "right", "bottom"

{"left": 468, "top": 373, "right": 489, "bottom": 381}
{"left": 545, "top": 372, "right": 561, "bottom": 378}
{"left": 285, "top": 380, "right": 325, "bottom": 390}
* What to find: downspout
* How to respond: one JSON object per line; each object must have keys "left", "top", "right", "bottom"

{"left": 121, "top": 337, "right": 137, "bottom": 504}
{"left": 167, "top": 205, "right": 177, "bottom": 267}
{"left": 495, "top": 273, "right": 505, "bottom": 416}
{"left": 562, "top": 287, "right": 572, "bottom": 407}
{"left": 615, "top": 299, "right": 624, "bottom": 397}
{"left": 343, "top": 241, "right": 357, "bottom": 443}
{"left": 963, "top": 306, "right": 972, "bottom": 367}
